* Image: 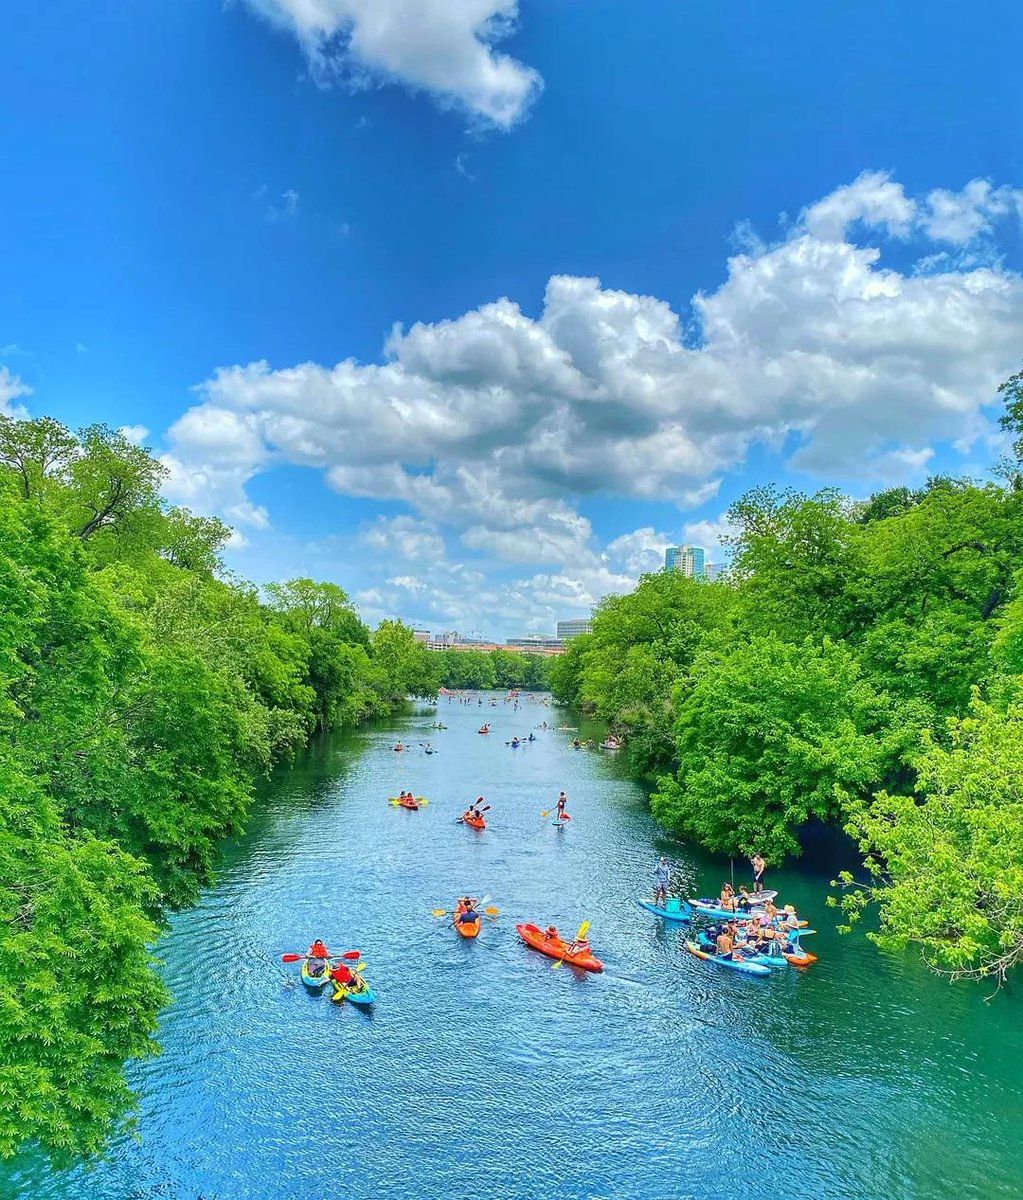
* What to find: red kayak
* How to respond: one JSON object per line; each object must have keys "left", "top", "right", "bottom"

{"left": 516, "top": 922, "right": 603, "bottom": 972}
{"left": 462, "top": 812, "right": 486, "bottom": 829}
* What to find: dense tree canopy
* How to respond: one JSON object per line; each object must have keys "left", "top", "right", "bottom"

{"left": 0, "top": 417, "right": 438, "bottom": 1162}
{"left": 552, "top": 367, "right": 1023, "bottom": 982}
{"left": 437, "top": 648, "right": 551, "bottom": 692}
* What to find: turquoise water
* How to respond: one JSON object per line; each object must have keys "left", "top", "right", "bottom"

{"left": 7, "top": 693, "right": 1022, "bottom": 1199}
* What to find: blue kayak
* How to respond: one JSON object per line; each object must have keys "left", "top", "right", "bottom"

{"left": 696, "top": 930, "right": 788, "bottom": 969}
{"left": 331, "top": 979, "right": 376, "bottom": 1006}
{"left": 636, "top": 898, "right": 689, "bottom": 921}
{"left": 684, "top": 939, "right": 771, "bottom": 977}
{"left": 301, "top": 958, "right": 332, "bottom": 990}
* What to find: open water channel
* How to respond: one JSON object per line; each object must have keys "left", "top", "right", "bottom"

{"left": 6, "top": 692, "right": 1022, "bottom": 1199}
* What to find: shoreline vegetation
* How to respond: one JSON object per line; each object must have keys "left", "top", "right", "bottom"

{"left": 0, "top": 414, "right": 557, "bottom": 1164}
{"left": 551, "top": 369, "right": 1023, "bottom": 992}
{"left": 0, "top": 416, "right": 452, "bottom": 1163}
{"left": 3, "top": 369, "right": 1022, "bottom": 1163}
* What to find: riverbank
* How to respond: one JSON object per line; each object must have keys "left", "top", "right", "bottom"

{"left": 6, "top": 692, "right": 1022, "bottom": 1200}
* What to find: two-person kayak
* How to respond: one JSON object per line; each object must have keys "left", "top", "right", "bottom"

{"left": 516, "top": 922, "right": 603, "bottom": 972}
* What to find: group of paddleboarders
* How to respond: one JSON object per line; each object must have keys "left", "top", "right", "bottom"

{"left": 710, "top": 913, "right": 802, "bottom": 962}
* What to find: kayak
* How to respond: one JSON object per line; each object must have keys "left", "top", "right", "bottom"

{"left": 455, "top": 915, "right": 482, "bottom": 938}
{"left": 398, "top": 798, "right": 420, "bottom": 810}
{"left": 684, "top": 939, "right": 770, "bottom": 977}
{"left": 301, "top": 957, "right": 332, "bottom": 990}
{"left": 516, "top": 922, "right": 604, "bottom": 972}
{"left": 599, "top": 741, "right": 621, "bottom": 751}
{"left": 636, "top": 897, "right": 689, "bottom": 921}
{"left": 331, "top": 977, "right": 377, "bottom": 1006}
{"left": 462, "top": 813, "right": 486, "bottom": 829}
{"left": 696, "top": 930, "right": 788, "bottom": 969}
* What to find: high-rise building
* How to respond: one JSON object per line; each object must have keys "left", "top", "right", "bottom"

{"left": 664, "top": 544, "right": 706, "bottom": 578}
{"left": 556, "top": 618, "right": 592, "bottom": 640}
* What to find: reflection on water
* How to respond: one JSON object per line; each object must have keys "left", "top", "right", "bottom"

{"left": 6, "top": 694, "right": 1022, "bottom": 1200}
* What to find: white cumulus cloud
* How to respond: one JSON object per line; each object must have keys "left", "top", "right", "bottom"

{"left": 160, "top": 171, "right": 1023, "bottom": 631}
{"left": 0, "top": 366, "right": 32, "bottom": 416}
{"left": 242, "top": 0, "right": 541, "bottom": 128}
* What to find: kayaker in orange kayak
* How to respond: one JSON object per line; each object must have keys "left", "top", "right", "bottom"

{"left": 544, "top": 924, "right": 559, "bottom": 941}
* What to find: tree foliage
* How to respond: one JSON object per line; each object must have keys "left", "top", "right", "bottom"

{"left": 0, "top": 416, "right": 436, "bottom": 1161}
{"left": 551, "top": 368, "right": 1023, "bottom": 983}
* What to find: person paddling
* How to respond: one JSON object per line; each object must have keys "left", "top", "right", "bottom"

{"left": 556, "top": 791, "right": 569, "bottom": 822}
{"left": 308, "top": 939, "right": 330, "bottom": 961}
{"left": 330, "top": 959, "right": 355, "bottom": 987}
{"left": 654, "top": 857, "right": 671, "bottom": 905}
{"left": 751, "top": 852, "right": 766, "bottom": 893}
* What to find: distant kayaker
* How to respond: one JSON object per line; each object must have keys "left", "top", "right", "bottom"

{"left": 545, "top": 924, "right": 560, "bottom": 942}
{"left": 751, "top": 853, "right": 766, "bottom": 892}
{"left": 654, "top": 857, "right": 671, "bottom": 905}
{"left": 308, "top": 939, "right": 330, "bottom": 961}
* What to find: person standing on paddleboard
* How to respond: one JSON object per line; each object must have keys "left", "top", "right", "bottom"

{"left": 556, "top": 791, "right": 569, "bottom": 821}
{"left": 751, "top": 852, "right": 766, "bottom": 893}
{"left": 654, "top": 857, "right": 670, "bottom": 905}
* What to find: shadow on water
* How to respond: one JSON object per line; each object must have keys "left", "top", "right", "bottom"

{"left": 4, "top": 692, "right": 1022, "bottom": 1200}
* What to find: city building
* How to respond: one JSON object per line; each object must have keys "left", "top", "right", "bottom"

{"left": 506, "top": 635, "right": 565, "bottom": 651}
{"left": 664, "top": 544, "right": 706, "bottom": 578}
{"left": 705, "top": 562, "right": 723, "bottom": 581}
{"left": 556, "top": 618, "right": 592, "bottom": 640}
{"left": 412, "top": 629, "right": 430, "bottom": 645}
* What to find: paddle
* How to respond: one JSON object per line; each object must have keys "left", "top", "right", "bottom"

{"left": 432, "top": 904, "right": 499, "bottom": 917}
{"left": 281, "top": 947, "right": 362, "bottom": 963}
{"left": 456, "top": 803, "right": 491, "bottom": 824}
{"left": 552, "top": 920, "right": 590, "bottom": 969}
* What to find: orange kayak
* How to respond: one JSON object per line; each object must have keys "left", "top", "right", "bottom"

{"left": 455, "top": 914, "right": 481, "bottom": 938}
{"left": 463, "top": 813, "right": 486, "bottom": 829}
{"left": 516, "top": 922, "right": 604, "bottom": 972}
{"left": 398, "top": 798, "right": 420, "bottom": 810}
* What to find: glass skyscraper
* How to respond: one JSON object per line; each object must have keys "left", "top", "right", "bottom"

{"left": 664, "top": 544, "right": 706, "bottom": 578}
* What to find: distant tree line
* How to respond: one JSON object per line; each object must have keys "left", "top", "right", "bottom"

{"left": 0, "top": 416, "right": 438, "bottom": 1162}
{"left": 551, "top": 367, "right": 1023, "bottom": 987}
{"left": 436, "top": 648, "right": 552, "bottom": 691}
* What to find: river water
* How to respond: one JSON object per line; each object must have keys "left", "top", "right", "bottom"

{"left": 6, "top": 693, "right": 1022, "bottom": 1200}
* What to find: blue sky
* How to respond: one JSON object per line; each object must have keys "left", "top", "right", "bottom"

{"left": 2, "top": 1, "right": 1022, "bottom": 637}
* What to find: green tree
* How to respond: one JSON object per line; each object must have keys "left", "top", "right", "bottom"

{"left": 653, "top": 636, "right": 899, "bottom": 859}
{"left": 840, "top": 691, "right": 1023, "bottom": 983}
